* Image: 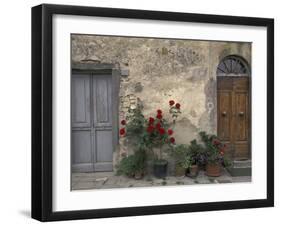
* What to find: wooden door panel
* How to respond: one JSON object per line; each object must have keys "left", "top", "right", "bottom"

{"left": 72, "top": 73, "right": 114, "bottom": 173}
{"left": 235, "top": 92, "right": 248, "bottom": 141}
{"left": 71, "top": 74, "right": 91, "bottom": 128}
{"left": 217, "top": 76, "right": 250, "bottom": 160}
{"left": 217, "top": 77, "right": 233, "bottom": 90}
{"left": 234, "top": 77, "right": 249, "bottom": 90}
{"left": 218, "top": 91, "right": 232, "bottom": 141}
{"left": 93, "top": 76, "right": 112, "bottom": 127}
{"left": 92, "top": 75, "right": 113, "bottom": 172}
{"left": 234, "top": 143, "right": 248, "bottom": 160}
{"left": 72, "top": 130, "right": 93, "bottom": 172}
{"left": 96, "top": 130, "right": 113, "bottom": 162}
{"left": 94, "top": 129, "right": 113, "bottom": 171}
{"left": 72, "top": 130, "right": 92, "bottom": 163}
{"left": 72, "top": 74, "right": 93, "bottom": 172}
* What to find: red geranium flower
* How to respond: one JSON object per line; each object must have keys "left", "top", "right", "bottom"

{"left": 156, "top": 122, "right": 161, "bottom": 129}
{"left": 167, "top": 129, "right": 173, "bottom": 136}
{"left": 157, "top": 109, "right": 162, "bottom": 114}
{"left": 212, "top": 139, "right": 220, "bottom": 145}
{"left": 148, "top": 117, "right": 155, "bottom": 124}
{"left": 158, "top": 127, "right": 166, "bottom": 135}
{"left": 119, "top": 128, "right": 125, "bottom": 136}
{"left": 147, "top": 125, "right": 154, "bottom": 133}
{"left": 156, "top": 114, "right": 162, "bottom": 120}
{"left": 170, "top": 137, "right": 175, "bottom": 143}
{"left": 121, "top": 120, "right": 126, "bottom": 125}
{"left": 175, "top": 103, "right": 181, "bottom": 109}
{"left": 169, "top": 100, "right": 175, "bottom": 106}
{"left": 220, "top": 149, "right": 225, "bottom": 154}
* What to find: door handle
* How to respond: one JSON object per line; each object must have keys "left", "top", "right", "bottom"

{"left": 221, "top": 111, "right": 227, "bottom": 117}
{"left": 238, "top": 111, "right": 244, "bottom": 116}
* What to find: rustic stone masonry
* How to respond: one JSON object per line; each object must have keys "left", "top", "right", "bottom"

{"left": 72, "top": 35, "right": 251, "bottom": 170}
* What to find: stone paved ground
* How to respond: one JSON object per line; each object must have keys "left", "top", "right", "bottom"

{"left": 71, "top": 168, "right": 251, "bottom": 190}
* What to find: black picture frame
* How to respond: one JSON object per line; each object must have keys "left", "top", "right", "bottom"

{"left": 31, "top": 4, "right": 274, "bottom": 222}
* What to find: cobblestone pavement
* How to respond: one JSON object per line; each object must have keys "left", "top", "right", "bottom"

{"left": 71, "top": 168, "right": 251, "bottom": 190}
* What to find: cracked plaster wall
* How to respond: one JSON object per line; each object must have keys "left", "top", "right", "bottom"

{"left": 72, "top": 35, "right": 251, "bottom": 163}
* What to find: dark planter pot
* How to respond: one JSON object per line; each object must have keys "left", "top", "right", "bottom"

{"left": 153, "top": 160, "right": 168, "bottom": 178}
{"left": 206, "top": 163, "right": 221, "bottom": 177}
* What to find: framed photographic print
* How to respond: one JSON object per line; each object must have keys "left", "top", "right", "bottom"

{"left": 31, "top": 4, "right": 274, "bottom": 221}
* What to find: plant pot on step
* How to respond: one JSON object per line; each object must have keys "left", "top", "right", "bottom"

{"left": 189, "top": 164, "right": 199, "bottom": 177}
{"left": 134, "top": 171, "right": 144, "bottom": 180}
{"left": 175, "top": 164, "right": 186, "bottom": 177}
{"left": 153, "top": 159, "right": 168, "bottom": 178}
{"left": 206, "top": 163, "right": 221, "bottom": 177}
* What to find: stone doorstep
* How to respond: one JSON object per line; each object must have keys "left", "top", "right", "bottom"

{"left": 227, "top": 167, "right": 252, "bottom": 177}
{"left": 232, "top": 160, "right": 251, "bottom": 168}
{"left": 232, "top": 176, "right": 252, "bottom": 183}
{"left": 227, "top": 160, "right": 252, "bottom": 177}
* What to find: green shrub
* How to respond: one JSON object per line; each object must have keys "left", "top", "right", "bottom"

{"left": 116, "top": 150, "right": 146, "bottom": 177}
{"left": 171, "top": 140, "right": 204, "bottom": 169}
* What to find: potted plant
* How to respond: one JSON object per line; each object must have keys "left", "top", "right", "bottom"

{"left": 119, "top": 103, "right": 178, "bottom": 178}
{"left": 170, "top": 140, "right": 203, "bottom": 177}
{"left": 141, "top": 100, "right": 182, "bottom": 178}
{"left": 171, "top": 144, "right": 189, "bottom": 177}
{"left": 185, "top": 139, "right": 204, "bottom": 177}
{"left": 199, "top": 131, "right": 229, "bottom": 177}
{"left": 133, "top": 150, "right": 146, "bottom": 179}
{"left": 146, "top": 109, "right": 176, "bottom": 178}
{"left": 116, "top": 150, "right": 146, "bottom": 179}
{"left": 118, "top": 105, "right": 149, "bottom": 178}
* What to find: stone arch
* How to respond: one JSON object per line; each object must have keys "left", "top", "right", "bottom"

{"left": 216, "top": 55, "right": 250, "bottom": 76}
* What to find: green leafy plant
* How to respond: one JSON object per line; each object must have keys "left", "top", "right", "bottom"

{"left": 171, "top": 139, "right": 204, "bottom": 169}
{"left": 172, "top": 140, "right": 201, "bottom": 170}
{"left": 187, "top": 139, "right": 204, "bottom": 164}
{"left": 116, "top": 155, "right": 136, "bottom": 177}
{"left": 116, "top": 150, "right": 146, "bottom": 177}
{"left": 171, "top": 144, "right": 189, "bottom": 168}
{"left": 121, "top": 107, "right": 148, "bottom": 149}
{"left": 199, "top": 131, "right": 230, "bottom": 167}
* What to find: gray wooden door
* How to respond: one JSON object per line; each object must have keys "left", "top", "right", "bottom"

{"left": 72, "top": 73, "right": 113, "bottom": 172}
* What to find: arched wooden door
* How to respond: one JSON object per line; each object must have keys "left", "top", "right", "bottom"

{"left": 217, "top": 56, "right": 251, "bottom": 160}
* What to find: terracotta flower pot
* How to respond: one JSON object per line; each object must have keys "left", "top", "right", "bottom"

{"left": 189, "top": 164, "right": 199, "bottom": 177}
{"left": 175, "top": 165, "right": 186, "bottom": 177}
{"left": 134, "top": 171, "right": 144, "bottom": 180}
{"left": 206, "top": 163, "right": 221, "bottom": 177}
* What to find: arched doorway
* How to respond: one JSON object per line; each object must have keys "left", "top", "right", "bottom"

{"left": 216, "top": 56, "right": 251, "bottom": 161}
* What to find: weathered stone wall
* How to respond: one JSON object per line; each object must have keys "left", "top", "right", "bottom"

{"left": 71, "top": 35, "right": 251, "bottom": 167}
